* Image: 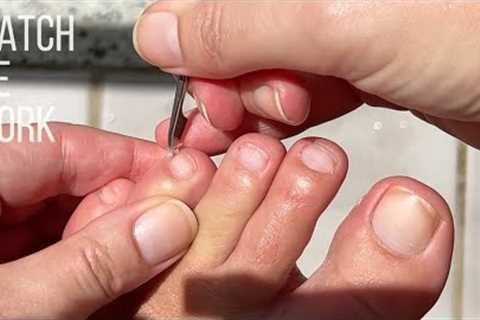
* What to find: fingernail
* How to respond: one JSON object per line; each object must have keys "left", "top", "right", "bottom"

{"left": 253, "top": 86, "right": 291, "bottom": 123}
{"left": 134, "top": 12, "right": 183, "bottom": 67}
{"left": 134, "top": 200, "right": 198, "bottom": 266}
{"left": 195, "top": 95, "right": 212, "bottom": 125}
{"left": 372, "top": 187, "right": 440, "bottom": 256}
{"left": 237, "top": 142, "right": 269, "bottom": 173}
{"left": 300, "top": 141, "right": 337, "bottom": 174}
{"left": 170, "top": 152, "right": 196, "bottom": 180}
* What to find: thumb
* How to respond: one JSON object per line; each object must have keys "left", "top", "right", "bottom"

{"left": 132, "top": 1, "right": 394, "bottom": 78}
{"left": 0, "top": 197, "right": 197, "bottom": 320}
{"left": 133, "top": 1, "right": 480, "bottom": 122}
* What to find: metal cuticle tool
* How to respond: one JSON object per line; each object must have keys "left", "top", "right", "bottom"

{"left": 168, "top": 75, "right": 189, "bottom": 152}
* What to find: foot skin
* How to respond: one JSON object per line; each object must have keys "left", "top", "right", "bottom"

{"left": 66, "top": 134, "right": 454, "bottom": 320}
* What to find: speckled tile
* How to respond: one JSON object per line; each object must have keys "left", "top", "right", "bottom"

{"left": 0, "top": 0, "right": 157, "bottom": 69}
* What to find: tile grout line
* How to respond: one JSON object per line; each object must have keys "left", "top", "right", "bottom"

{"left": 452, "top": 142, "right": 468, "bottom": 318}
{"left": 88, "top": 72, "right": 104, "bottom": 128}
{"left": 462, "top": 147, "right": 478, "bottom": 317}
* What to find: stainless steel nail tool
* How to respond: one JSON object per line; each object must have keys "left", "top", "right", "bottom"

{"left": 168, "top": 75, "right": 189, "bottom": 152}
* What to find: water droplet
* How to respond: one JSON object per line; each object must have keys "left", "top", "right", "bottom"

{"left": 399, "top": 120, "right": 409, "bottom": 129}
{"left": 104, "top": 112, "right": 116, "bottom": 124}
{"left": 373, "top": 121, "right": 383, "bottom": 131}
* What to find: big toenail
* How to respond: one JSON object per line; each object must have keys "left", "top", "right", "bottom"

{"left": 300, "top": 141, "right": 337, "bottom": 174}
{"left": 372, "top": 187, "right": 440, "bottom": 256}
{"left": 170, "top": 152, "right": 196, "bottom": 180}
{"left": 238, "top": 143, "right": 269, "bottom": 172}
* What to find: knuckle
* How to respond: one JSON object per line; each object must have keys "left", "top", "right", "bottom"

{"left": 193, "top": 2, "right": 227, "bottom": 67}
{"left": 74, "top": 238, "right": 121, "bottom": 300}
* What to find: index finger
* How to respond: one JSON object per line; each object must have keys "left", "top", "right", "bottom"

{"left": 0, "top": 122, "right": 167, "bottom": 207}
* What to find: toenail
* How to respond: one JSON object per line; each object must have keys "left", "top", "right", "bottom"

{"left": 238, "top": 142, "right": 269, "bottom": 173}
{"left": 170, "top": 152, "right": 196, "bottom": 180}
{"left": 98, "top": 183, "right": 119, "bottom": 205}
{"left": 372, "top": 186, "right": 440, "bottom": 256}
{"left": 134, "top": 200, "right": 198, "bottom": 266}
{"left": 300, "top": 141, "right": 337, "bottom": 174}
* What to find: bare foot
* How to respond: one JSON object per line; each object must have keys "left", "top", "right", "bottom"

{"left": 66, "top": 134, "right": 453, "bottom": 320}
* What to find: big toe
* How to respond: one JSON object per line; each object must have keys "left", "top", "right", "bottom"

{"left": 271, "top": 177, "right": 454, "bottom": 320}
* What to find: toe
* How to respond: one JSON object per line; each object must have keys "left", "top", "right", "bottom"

{"left": 63, "top": 179, "right": 134, "bottom": 238}
{"left": 127, "top": 147, "right": 216, "bottom": 207}
{"left": 271, "top": 177, "right": 454, "bottom": 320}
{"left": 225, "top": 138, "right": 348, "bottom": 297}
{"left": 189, "top": 134, "right": 286, "bottom": 266}
{"left": 64, "top": 148, "right": 215, "bottom": 238}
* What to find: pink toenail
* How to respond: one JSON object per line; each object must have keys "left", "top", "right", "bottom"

{"left": 238, "top": 143, "right": 269, "bottom": 172}
{"left": 301, "top": 142, "right": 337, "bottom": 174}
{"left": 372, "top": 187, "right": 440, "bottom": 256}
{"left": 170, "top": 152, "right": 196, "bottom": 180}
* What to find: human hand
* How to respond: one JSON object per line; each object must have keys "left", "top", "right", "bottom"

{"left": 67, "top": 133, "right": 454, "bottom": 320}
{"left": 0, "top": 123, "right": 206, "bottom": 319}
{"left": 133, "top": 1, "right": 480, "bottom": 153}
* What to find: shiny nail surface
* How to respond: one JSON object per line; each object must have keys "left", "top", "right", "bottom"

{"left": 134, "top": 12, "right": 183, "bottom": 67}
{"left": 134, "top": 200, "right": 198, "bottom": 266}
{"left": 300, "top": 142, "right": 337, "bottom": 174}
{"left": 372, "top": 187, "right": 440, "bottom": 256}
{"left": 253, "top": 86, "right": 290, "bottom": 123}
{"left": 170, "top": 153, "right": 196, "bottom": 180}
{"left": 238, "top": 143, "right": 269, "bottom": 173}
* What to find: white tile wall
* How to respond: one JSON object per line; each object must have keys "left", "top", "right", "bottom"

{"left": 3, "top": 72, "right": 477, "bottom": 319}
{"left": 463, "top": 146, "right": 480, "bottom": 318}
{"left": 100, "top": 74, "right": 195, "bottom": 141}
{"left": 0, "top": 71, "right": 91, "bottom": 125}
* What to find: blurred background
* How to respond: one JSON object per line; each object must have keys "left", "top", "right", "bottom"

{"left": 0, "top": 1, "right": 478, "bottom": 319}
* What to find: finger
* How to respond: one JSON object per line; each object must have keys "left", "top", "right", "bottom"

{"left": 135, "top": 2, "right": 480, "bottom": 122}
{"left": 63, "top": 179, "right": 134, "bottom": 238}
{"left": 226, "top": 138, "right": 347, "bottom": 295}
{"left": 156, "top": 77, "right": 360, "bottom": 155}
{"left": 134, "top": 1, "right": 347, "bottom": 77}
{"left": 156, "top": 112, "right": 306, "bottom": 156}
{"left": 269, "top": 177, "right": 453, "bottom": 320}
{"left": 131, "top": 1, "right": 384, "bottom": 78}
{"left": 190, "top": 70, "right": 311, "bottom": 128}
{"left": 189, "top": 134, "right": 285, "bottom": 266}
{"left": 237, "top": 70, "right": 311, "bottom": 126}
{"left": 0, "top": 123, "right": 164, "bottom": 209}
{"left": 0, "top": 197, "right": 198, "bottom": 320}
{"left": 156, "top": 110, "right": 239, "bottom": 155}
{"left": 189, "top": 77, "right": 245, "bottom": 131}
